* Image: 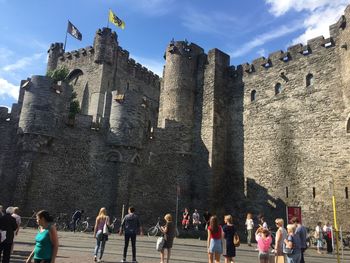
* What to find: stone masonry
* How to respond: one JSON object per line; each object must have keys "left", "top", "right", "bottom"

{"left": 1, "top": 6, "right": 350, "bottom": 229}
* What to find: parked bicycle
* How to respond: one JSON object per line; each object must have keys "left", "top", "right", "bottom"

{"left": 147, "top": 217, "right": 161, "bottom": 237}
{"left": 75, "top": 216, "right": 91, "bottom": 232}
{"left": 110, "top": 217, "right": 121, "bottom": 233}
{"left": 22, "top": 210, "right": 37, "bottom": 229}
{"left": 55, "top": 213, "right": 71, "bottom": 231}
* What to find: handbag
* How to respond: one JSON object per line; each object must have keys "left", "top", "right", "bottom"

{"left": 156, "top": 236, "right": 165, "bottom": 251}
{"left": 283, "top": 246, "right": 294, "bottom": 255}
{"left": 103, "top": 217, "right": 111, "bottom": 235}
{"left": 233, "top": 233, "right": 240, "bottom": 247}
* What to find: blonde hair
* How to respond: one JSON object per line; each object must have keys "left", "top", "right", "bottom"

{"left": 247, "top": 213, "right": 252, "bottom": 219}
{"left": 275, "top": 218, "right": 284, "bottom": 227}
{"left": 97, "top": 207, "right": 107, "bottom": 220}
{"left": 286, "top": 224, "right": 296, "bottom": 234}
{"left": 224, "top": 215, "right": 233, "bottom": 224}
{"left": 164, "top": 213, "right": 172, "bottom": 222}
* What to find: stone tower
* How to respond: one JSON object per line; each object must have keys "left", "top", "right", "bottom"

{"left": 47, "top": 43, "right": 64, "bottom": 72}
{"left": 158, "top": 41, "right": 204, "bottom": 131}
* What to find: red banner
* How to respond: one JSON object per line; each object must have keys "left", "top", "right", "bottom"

{"left": 286, "top": 206, "right": 302, "bottom": 224}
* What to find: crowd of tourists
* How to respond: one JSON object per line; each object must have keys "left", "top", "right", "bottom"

{"left": 0, "top": 204, "right": 338, "bottom": 263}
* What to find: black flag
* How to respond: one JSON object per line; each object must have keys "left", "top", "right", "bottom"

{"left": 67, "top": 21, "right": 82, "bottom": 41}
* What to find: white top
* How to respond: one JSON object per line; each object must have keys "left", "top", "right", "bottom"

{"left": 245, "top": 218, "right": 254, "bottom": 230}
{"left": 192, "top": 212, "right": 200, "bottom": 222}
{"left": 12, "top": 213, "right": 21, "bottom": 226}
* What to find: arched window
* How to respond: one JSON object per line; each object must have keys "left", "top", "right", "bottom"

{"left": 131, "top": 154, "right": 141, "bottom": 165}
{"left": 66, "top": 69, "right": 83, "bottom": 83}
{"left": 251, "top": 90, "right": 256, "bottom": 102}
{"left": 275, "top": 83, "right": 282, "bottom": 95}
{"left": 306, "top": 73, "right": 314, "bottom": 87}
{"left": 347, "top": 118, "right": 350, "bottom": 133}
{"left": 106, "top": 151, "right": 122, "bottom": 162}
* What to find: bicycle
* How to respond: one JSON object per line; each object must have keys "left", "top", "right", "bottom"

{"left": 23, "top": 210, "right": 37, "bottom": 229}
{"left": 75, "top": 216, "right": 90, "bottom": 232}
{"left": 55, "top": 213, "right": 71, "bottom": 231}
{"left": 147, "top": 217, "right": 161, "bottom": 237}
{"left": 110, "top": 217, "right": 121, "bottom": 233}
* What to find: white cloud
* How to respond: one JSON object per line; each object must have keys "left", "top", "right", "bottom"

{"left": 264, "top": 1, "right": 350, "bottom": 46}
{"left": 0, "top": 78, "right": 19, "bottom": 100}
{"left": 265, "top": 0, "right": 348, "bottom": 16}
{"left": 0, "top": 47, "right": 14, "bottom": 64}
{"left": 291, "top": 4, "right": 348, "bottom": 44}
{"left": 256, "top": 48, "right": 267, "bottom": 57}
{"left": 181, "top": 9, "right": 238, "bottom": 35}
{"left": 2, "top": 53, "right": 45, "bottom": 72}
{"left": 132, "top": 55, "right": 164, "bottom": 77}
{"left": 230, "top": 22, "right": 303, "bottom": 58}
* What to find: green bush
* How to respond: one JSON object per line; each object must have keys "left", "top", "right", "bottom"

{"left": 46, "top": 66, "right": 69, "bottom": 82}
{"left": 68, "top": 92, "right": 80, "bottom": 119}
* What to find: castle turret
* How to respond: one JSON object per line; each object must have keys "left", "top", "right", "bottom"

{"left": 108, "top": 90, "right": 146, "bottom": 148}
{"left": 158, "top": 41, "right": 204, "bottom": 128}
{"left": 18, "top": 75, "right": 64, "bottom": 138}
{"left": 0, "top": 107, "right": 9, "bottom": 120}
{"left": 47, "top": 43, "right": 64, "bottom": 72}
{"left": 93, "top": 27, "right": 118, "bottom": 65}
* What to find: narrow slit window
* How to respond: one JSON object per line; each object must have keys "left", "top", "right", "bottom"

{"left": 285, "top": 187, "right": 289, "bottom": 198}
{"left": 346, "top": 187, "right": 349, "bottom": 199}
{"left": 306, "top": 73, "right": 314, "bottom": 87}
{"left": 347, "top": 118, "right": 350, "bottom": 133}
{"left": 251, "top": 90, "right": 256, "bottom": 102}
{"left": 312, "top": 187, "right": 316, "bottom": 198}
{"left": 275, "top": 83, "right": 282, "bottom": 95}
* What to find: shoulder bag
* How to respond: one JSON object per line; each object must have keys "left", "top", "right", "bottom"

{"left": 233, "top": 233, "right": 240, "bottom": 247}
{"left": 156, "top": 236, "right": 165, "bottom": 251}
{"left": 103, "top": 216, "right": 111, "bottom": 235}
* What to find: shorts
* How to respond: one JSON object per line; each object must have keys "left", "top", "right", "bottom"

{"left": 258, "top": 252, "right": 269, "bottom": 260}
{"left": 209, "top": 238, "right": 222, "bottom": 254}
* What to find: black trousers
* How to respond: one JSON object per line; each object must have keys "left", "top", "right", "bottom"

{"left": 123, "top": 233, "right": 136, "bottom": 260}
{"left": 325, "top": 236, "right": 333, "bottom": 253}
{"left": 300, "top": 248, "right": 306, "bottom": 263}
{"left": 0, "top": 242, "right": 12, "bottom": 263}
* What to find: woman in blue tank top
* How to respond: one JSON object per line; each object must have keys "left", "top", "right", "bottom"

{"left": 26, "top": 210, "right": 59, "bottom": 263}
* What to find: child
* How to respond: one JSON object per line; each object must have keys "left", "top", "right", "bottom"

{"left": 255, "top": 227, "right": 272, "bottom": 263}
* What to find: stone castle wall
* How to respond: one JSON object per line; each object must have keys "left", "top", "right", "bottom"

{"left": 236, "top": 9, "right": 350, "bottom": 228}
{"left": 1, "top": 6, "right": 350, "bottom": 230}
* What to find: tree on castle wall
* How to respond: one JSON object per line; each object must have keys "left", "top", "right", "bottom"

{"left": 68, "top": 91, "right": 81, "bottom": 124}
{"left": 46, "top": 66, "right": 69, "bottom": 83}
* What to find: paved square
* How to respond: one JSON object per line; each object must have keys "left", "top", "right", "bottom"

{"left": 9, "top": 229, "right": 350, "bottom": 263}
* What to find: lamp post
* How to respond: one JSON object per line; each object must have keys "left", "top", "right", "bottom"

{"left": 329, "top": 180, "right": 340, "bottom": 263}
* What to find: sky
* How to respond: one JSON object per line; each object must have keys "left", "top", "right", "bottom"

{"left": 0, "top": 0, "right": 349, "bottom": 110}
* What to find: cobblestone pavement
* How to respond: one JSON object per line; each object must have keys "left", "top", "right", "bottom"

{"left": 11, "top": 228, "right": 350, "bottom": 263}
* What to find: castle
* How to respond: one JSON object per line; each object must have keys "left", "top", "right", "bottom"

{"left": 1, "top": 5, "right": 350, "bottom": 229}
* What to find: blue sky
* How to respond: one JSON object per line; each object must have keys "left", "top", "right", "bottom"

{"left": 0, "top": 0, "right": 349, "bottom": 110}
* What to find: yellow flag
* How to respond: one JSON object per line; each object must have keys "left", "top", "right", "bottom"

{"left": 109, "top": 9, "right": 125, "bottom": 29}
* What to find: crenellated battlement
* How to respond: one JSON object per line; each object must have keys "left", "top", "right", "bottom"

{"left": 239, "top": 35, "right": 337, "bottom": 75}
{"left": 238, "top": 6, "right": 350, "bottom": 75}
{"left": 116, "top": 45, "right": 160, "bottom": 84}
{"left": 58, "top": 46, "right": 95, "bottom": 62}
{"left": 165, "top": 40, "right": 204, "bottom": 60}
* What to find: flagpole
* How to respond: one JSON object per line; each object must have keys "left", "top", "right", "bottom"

{"left": 107, "top": 9, "right": 110, "bottom": 28}
{"left": 64, "top": 21, "right": 68, "bottom": 51}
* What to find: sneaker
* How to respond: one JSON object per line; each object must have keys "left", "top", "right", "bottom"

{"left": 94, "top": 256, "right": 97, "bottom": 262}
{"left": 121, "top": 259, "right": 126, "bottom": 263}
